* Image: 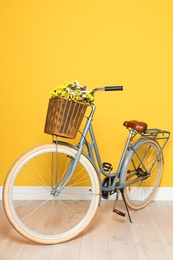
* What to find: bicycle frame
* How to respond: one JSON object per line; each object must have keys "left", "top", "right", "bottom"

{"left": 53, "top": 103, "right": 170, "bottom": 195}
{"left": 76, "top": 104, "right": 169, "bottom": 191}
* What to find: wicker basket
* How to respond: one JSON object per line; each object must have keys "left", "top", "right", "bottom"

{"left": 44, "top": 97, "right": 88, "bottom": 138}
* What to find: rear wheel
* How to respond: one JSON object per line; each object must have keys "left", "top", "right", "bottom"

{"left": 121, "top": 139, "right": 163, "bottom": 210}
{"left": 3, "top": 143, "right": 100, "bottom": 244}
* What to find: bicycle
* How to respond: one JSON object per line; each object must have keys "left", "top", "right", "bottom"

{"left": 3, "top": 86, "right": 170, "bottom": 245}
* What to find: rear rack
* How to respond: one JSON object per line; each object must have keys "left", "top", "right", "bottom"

{"left": 141, "top": 128, "right": 170, "bottom": 151}
{"left": 142, "top": 128, "right": 170, "bottom": 138}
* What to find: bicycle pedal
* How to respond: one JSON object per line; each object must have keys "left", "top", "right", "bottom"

{"left": 102, "top": 162, "right": 113, "bottom": 172}
{"left": 113, "top": 209, "right": 125, "bottom": 217}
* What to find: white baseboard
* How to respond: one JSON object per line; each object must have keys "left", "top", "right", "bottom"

{"left": 1, "top": 186, "right": 173, "bottom": 201}
{"left": 0, "top": 186, "right": 2, "bottom": 200}
{"left": 108, "top": 187, "right": 173, "bottom": 201}
{"left": 152, "top": 187, "right": 173, "bottom": 201}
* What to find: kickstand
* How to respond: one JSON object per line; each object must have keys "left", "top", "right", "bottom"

{"left": 113, "top": 190, "right": 133, "bottom": 223}
{"left": 121, "top": 190, "right": 133, "bottom": 223}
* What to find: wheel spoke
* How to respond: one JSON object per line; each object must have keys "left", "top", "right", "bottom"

{"left": 123, "top": 140, "right": 162, "bottom": 209}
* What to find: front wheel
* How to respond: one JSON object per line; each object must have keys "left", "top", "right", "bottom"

{"left": 3, "top": 143, "right": 100, "bottom": 244}
{"left": 121, "top": 139, "right": 163, "bottom": 210}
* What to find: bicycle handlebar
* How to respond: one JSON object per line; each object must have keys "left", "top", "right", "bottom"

{"left": 105, "top": 86, "right": 123, "bottom": 91}
{"left": 92, "top": 86, "right": 123, "bottom": 93}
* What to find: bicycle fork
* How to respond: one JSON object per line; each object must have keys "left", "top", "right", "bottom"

{"left": 51, "top": 140, "right": 84, "bottom": 196}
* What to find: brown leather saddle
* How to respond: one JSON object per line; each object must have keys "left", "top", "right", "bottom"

{"left": 123, "top": 120, "right": 147, "bottom": 132}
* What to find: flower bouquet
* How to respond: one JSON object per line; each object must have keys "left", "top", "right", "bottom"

{"left": 50, "top": 80, "right": 94, "bottom": 104}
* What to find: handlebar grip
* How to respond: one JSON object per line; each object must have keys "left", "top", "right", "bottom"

{"left": 104, "top": 86, "right": 123, "bottom": 91}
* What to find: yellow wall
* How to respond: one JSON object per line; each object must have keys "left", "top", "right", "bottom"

{"left": 1, "top": 0, "right": 173, "bottom": 186}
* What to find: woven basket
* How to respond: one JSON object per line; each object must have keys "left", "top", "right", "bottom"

{"left": 44, "top": 97, "right": 88, "bottom": 138}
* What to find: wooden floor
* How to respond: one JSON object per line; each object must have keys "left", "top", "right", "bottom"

{"left": 1, "top": 200, "right": 173, "bottom": 260}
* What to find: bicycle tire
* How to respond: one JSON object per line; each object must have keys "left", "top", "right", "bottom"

{"left": 3, "top": 143, "right": 100, "bottom": 244}
{"left": 120, "top": 139, "right": 163, "bottom": 210}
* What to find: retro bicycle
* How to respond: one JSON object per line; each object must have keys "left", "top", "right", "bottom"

{"left": 3, "top": 86, "right": 170, "bottom": 244}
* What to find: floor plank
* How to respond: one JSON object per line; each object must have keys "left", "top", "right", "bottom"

{"left": 146, "top": 202, "right": 173, "bottom": 259}
{"left": 1, "top": 200, "right": 173, "bottom": 259}
{"left": 79, "top": 202, "right": 109, "bottom": 260}
{"left": 105, "top": 201, "right": 139, "bottom": 260}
